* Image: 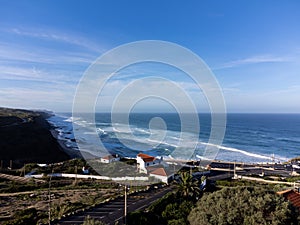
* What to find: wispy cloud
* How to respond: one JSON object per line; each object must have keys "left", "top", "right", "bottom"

{"left": 218, "top": 55, "right": 292, "bottom": 69}
{"left": 8, "top": 27, "right": 104, "bottom": 53}
{"left": 0, "top": 65, "right": 43, "bottom": 80}
{"left": 0, "top": 64, "right": 80, "bottom": 85}
{"left": 0, "top": 40, "right": 95, "bottom": 85}
{"left": 0, "top": 41, "right": 97, "bottom": 65}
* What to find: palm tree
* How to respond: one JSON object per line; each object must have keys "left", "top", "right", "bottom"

{"left": 176, "top": 172, "right": 200, "bottom": 200}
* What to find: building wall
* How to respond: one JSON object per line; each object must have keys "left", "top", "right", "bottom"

{"left": 137, "top": 156, "right": 161, "bottom": 173}
{"left": 149, "top": 174, "right": 168, "bottom": 184}
{"left": 100, "top": 157, "right": 120, "bottom": 163}
{"left": 100, "top": 158, "right": 110, "bottom": 163}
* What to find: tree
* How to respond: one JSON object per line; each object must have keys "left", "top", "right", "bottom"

{"left": 188, "top": 186, "right": 299, "bottom": 225}
{"left": 176, "top": 172, "right": 200, "bottom": 200}
{"left": 162, "top": 201, "right": 194, "bottom": 225}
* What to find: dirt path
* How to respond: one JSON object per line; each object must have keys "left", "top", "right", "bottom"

{"left": 0, "top": 173, "right": 45, "bottom": 184}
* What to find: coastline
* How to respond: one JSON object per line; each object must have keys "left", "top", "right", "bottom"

{"left": 47, "top": 113, "right": 98, "bottom": 160}
{"left": 45, "top": 112, "right": 298, "bottom": 165}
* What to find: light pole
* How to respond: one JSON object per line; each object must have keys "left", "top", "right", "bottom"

{"left": 48, "top": 168, "right": 53, "bottom": 225}
{"left": 234, "top": 160, "right": 236, "bottom": 178}
{"left": 124, "top": 184, "right": 127, "bottom": 225}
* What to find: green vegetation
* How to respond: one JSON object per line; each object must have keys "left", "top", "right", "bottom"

{"left": 0, "top": 107, "right": 40, "bottom": 118}
{"left": 176, "top": 172, "right": 200, "bottom": 201}
{"left": 88, "top": 160, "right": 141, "bottom": 177}
{"left": 128, "top": 174, "right": 300, "bottom": 225}
{"left": 0, "top": 107, "right": 40, "bottom": 127}
{"left": 285, "top": 176, "right": 300, "bottom": 183}
{"left": 82, "top": 216, "right": 107, "bottom": 225}
{"left": 216, "top": 179, "right": 269, "bottom": 187}
{"left": 3, "top": 208, "right": 40, "bottom": 225}
{"left": 127, "top": 172, "right": 201, "bottom": 225}
{"left": 188, "top": 186, "right": 299, "bottom": 225}
{"left": 127, "top": 193, "right": 195, "bottom": 225}
{"left": 51, "top": 201, "right": 85, "bottom": 219}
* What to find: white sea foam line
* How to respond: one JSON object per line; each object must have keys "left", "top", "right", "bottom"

{"left": 64, "top": 117, "right": 80, "bottom": 122}
{"left": 104, "top": 124, "right": 198, "bottom": 149}
{"left": 146, "top": 138, "right": 178, "bottom": 148}
{"left": 96, "top": 122, "right": 111, "bottom": 126}
{"left": 170, "top": 136, "right": 182, "bottom": 141}
{"left": 96, "top": 128, "right": 107, "bottom": 134}
{"left": 134, "top": 128, "right": 151, "bottom": 134}
{"left": 112, "top": 127, "right": 131, "bottom": 134}
{"left": 199, "top": 142, "right": 272, "bottom": 160}
{"left": 101, "top": 127, "right": 114, "bottom": 132}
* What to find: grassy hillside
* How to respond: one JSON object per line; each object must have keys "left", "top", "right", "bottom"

{"left": 0, "top": 107, "right": 70, "bottom": 168}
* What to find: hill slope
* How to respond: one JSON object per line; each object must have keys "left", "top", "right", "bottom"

{"left": 0, "top": 107, "right": 70, "bottom": 168}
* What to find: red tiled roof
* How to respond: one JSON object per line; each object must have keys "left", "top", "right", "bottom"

{"left": 149, "top": 168, "right": 167, "bottom": 177}
{"left": 277, "top": 189, "right": 300, "bottom": 209}
{"left": 137, "top": 153, "right": 156, "bottom": 162}
{"left": 102, "top": 155, "right": 118, "bottom": 160}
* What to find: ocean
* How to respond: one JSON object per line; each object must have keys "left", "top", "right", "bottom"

{"left": 47, "top": 113, "right": 300, "bottom": 163}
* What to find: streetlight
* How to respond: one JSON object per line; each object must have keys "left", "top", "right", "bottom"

{"left": 124, "top": 184, "right": 127, "bottom": 225}
{"left": 48, "top": 168, "right": 53, "bottom": 225}
{"left": 120, "top": 183, "right": 131, "bottom": 225}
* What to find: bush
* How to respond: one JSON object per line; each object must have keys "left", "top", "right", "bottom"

{"left": 127, "top": 211, "right": 151, "bottom": 225}
{"left": 188, "top": 186, "right": 299, "bottom": 225}
{"left": 162, "top": 201, "right": 193, "bottom": 225}
{"left": 148, "top": 192, "right": 176, "bottom": 214}
{"left": 3, "top": 208, "right": 38, "bottom": 225}
{"left": 82, "top": 215, "right": 107, "bottom": 225}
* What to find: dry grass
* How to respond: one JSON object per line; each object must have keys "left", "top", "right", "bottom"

{"left": 0, "top": 180, "right": 118, "bottom": 223}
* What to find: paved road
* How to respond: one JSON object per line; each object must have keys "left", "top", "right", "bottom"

{"left": 54, "top": 185, "right": 174, "bottom": 225}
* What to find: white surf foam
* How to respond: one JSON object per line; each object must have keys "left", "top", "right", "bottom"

{"left": 64, "top": 117, "right": 80, "bottom": 122}
{"left": 134, "top": 128, "right": 151, "bottom": 135}
{"left": 199, "top": 142, "right": 272, "bottom": 160}
{"left": 146, "top": 138, "right": 178, "bottom": 148}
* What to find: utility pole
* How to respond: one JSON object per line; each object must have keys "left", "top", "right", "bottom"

{"left": 124, "top": 185, "right": 127, "bottom": 225}
{"left": 75, "top": 165, "right": 77, "bottom": 185}
{"left": 233, "top": 161, "right": 235, "bottom": 178}
{"left": 48, "top": 168, "right": 53, "bottom": 225}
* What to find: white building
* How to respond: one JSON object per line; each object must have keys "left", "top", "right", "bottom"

{"left": 149, "top": 167, "right": 168, "bottom": 183}
{"left": 148, "top": 167, "right": 174, "bottom": 184}
{"left": 100, "top": 154, "right": 120, "bottom": 163}
{"left": 136, "top": 153, "right": 162, "bottom": 173}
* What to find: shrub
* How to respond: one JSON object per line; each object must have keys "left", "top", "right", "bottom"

{"left": 188, "top": 186, "right": 299, "bottom": 225}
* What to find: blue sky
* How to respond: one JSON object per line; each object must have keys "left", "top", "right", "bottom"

{"left": 0, "top": 0, "right": 300, "bottom": 113}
